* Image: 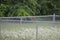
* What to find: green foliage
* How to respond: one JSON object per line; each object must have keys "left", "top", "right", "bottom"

{"left": 0, "top": 0, "right": 60, "bottom": 17}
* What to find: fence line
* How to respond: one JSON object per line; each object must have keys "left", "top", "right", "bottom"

{"left": 0, "top": 15, "right": 60, "bottom": 19}
{"left": 0, "top": 14, "right": 60, "bottom": 40}
{"left": 0, "top": 14, "right": 60, "bottom": 23}
{"left": 0, "top": 15, "right": 52, "bottom": 18}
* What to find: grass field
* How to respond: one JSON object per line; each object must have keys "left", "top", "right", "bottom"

{"left": 0, "top": 22, "right": 60, "bottom": 40}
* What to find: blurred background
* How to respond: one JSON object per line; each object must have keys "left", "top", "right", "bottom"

{"left": 0, "top": 0, "right": 60, "bottom": 17}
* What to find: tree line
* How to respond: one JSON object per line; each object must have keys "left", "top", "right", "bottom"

{"left": 0, "top": 0, "right": 60, "bottom": 17}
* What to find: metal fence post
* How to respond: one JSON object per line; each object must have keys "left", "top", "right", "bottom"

{"left": 0, "top": 19, "right": 2, "bottom": 40}
{"left": 20, "top": 17, "right": 23, "bottom": 40}
{"left": 36, "top": 22, "right": 38, "bottom": 40}
{"left": 0, "top": 19, "right": 1, "bottom": 40}
{"left": 20, "top": 17, "right": 23, "bottom": 30}
{"left": 53, "top": 13, "right": 55, "bottom": 27}
{"left": 53, "top": 13, "right": 55, "bottom": 22}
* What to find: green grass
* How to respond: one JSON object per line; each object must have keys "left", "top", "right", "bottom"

{"left": 0, "top": 22, "right": 60, "bottom": 40}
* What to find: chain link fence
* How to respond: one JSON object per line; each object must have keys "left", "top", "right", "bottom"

{"left": 0, "top": 14, "right": 60, "bottom": 40}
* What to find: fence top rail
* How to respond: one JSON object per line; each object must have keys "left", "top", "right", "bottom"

{"left": 0, "top": 15, "right": 60, "bottom": 18}
{"left": 0, "top": 20, "right": 60, "bottom": 23}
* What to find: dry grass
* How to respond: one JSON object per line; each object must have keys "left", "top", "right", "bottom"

{"left": 1, "top": 26, "right": 60, "bottom": 40}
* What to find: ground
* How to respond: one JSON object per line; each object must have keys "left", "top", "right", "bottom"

{"left": 0, "top": 22, "right": 60, "bottom": 40}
